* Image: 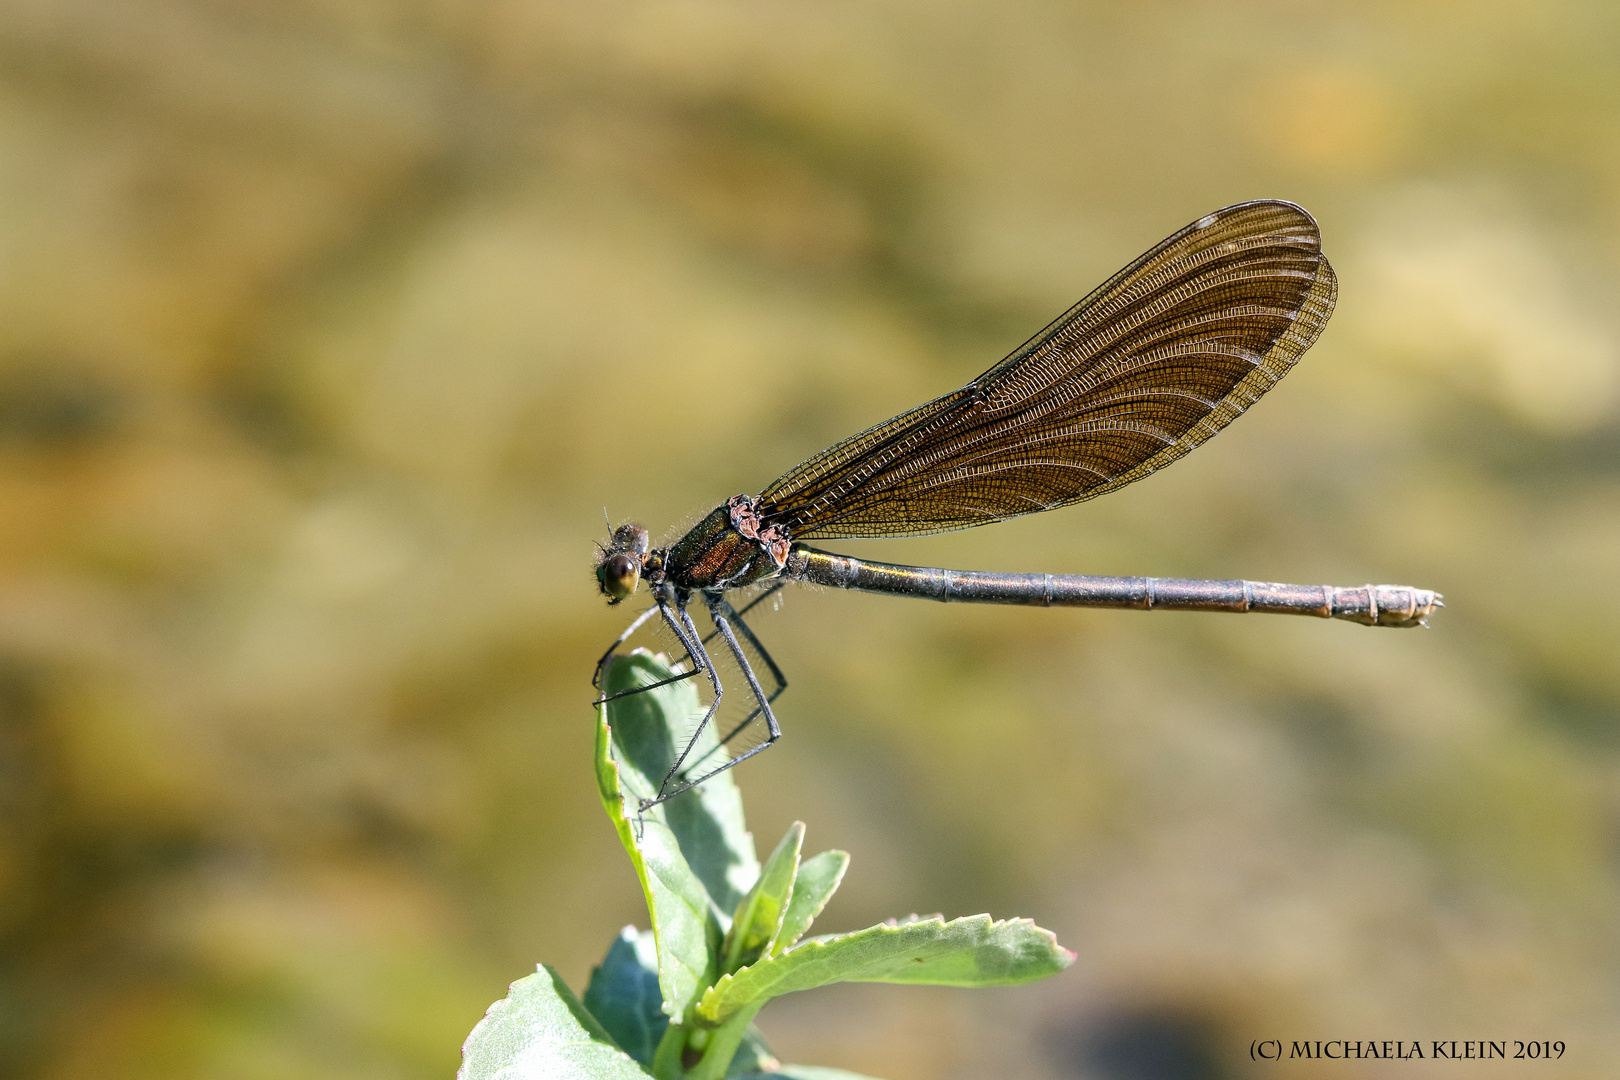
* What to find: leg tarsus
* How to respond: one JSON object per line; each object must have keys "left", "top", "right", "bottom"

{"left": 593, "top": 666, "right": 701, "bottom": 706}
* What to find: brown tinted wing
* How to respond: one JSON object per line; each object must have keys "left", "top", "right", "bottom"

{"left": 757, "top": 200, "right": 1336, "bottom": 539}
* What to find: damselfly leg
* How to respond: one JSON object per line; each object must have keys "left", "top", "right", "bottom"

{"left": 592, "top": 603, "right": 683, "bottom": 695}
{"left": 639, "top": 593, "right": 782, "bottom": 810}
{"left": 595, "top": 580, "right": 790, "bottom": 809}
{"left": 677, "top": 594, "right": 788, "bottom": 784}
{"left": 594, "top": 580, "right": 787, "bottom": 699}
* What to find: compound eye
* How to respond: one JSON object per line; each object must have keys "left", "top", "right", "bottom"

{"left": 600, "top": 552, "right": 641, "bottom": 602}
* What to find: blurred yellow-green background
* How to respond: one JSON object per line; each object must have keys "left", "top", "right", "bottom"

{"left": 3, "top": 2, "right": 1618, "bottom": 1078}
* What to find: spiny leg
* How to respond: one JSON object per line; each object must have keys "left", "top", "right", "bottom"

{"left": 593, "top": 601, "right": 701, "bottom": 704}
{"left": 594, "top": 602, "right": 659, "bottom": 686}
{"left": 691, "top": 594, "right": 784, "bottom": 774}
{"left": 683, "top": 597, "right": 789, "bottom": 776}
{"left": 645, "top": 601, "right": 727, "bottom": 809}
{"left": 719, "top": 594, "right": 787, "bottom": 703}
{"left": 672, "top": 580, "right": 787, "bottom": 671}
{"left": 641, "top": 593, "right": 783, "bottom": 809}
{"left": 707, "top": 582, "right": 788, "bottom": 721}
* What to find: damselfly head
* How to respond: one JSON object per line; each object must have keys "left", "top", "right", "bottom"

{"left": 595, "top": 524, "right": 650, "bottom": 604}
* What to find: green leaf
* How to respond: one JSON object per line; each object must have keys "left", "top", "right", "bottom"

{"left": 601, "top": 651, "right": 760, "bottom": 918}
{"left": 696, "top": 915, "right": 1075, "bottom": 1025}
{"left": 722, "top": 822, "right": 803, "bottom": 974}
{"left": 769, "top": 850, "right": 848, "bottom": 958}
{"left": 459, "top": 965, "right": 651, "bottom": 1080}
{"left": 596, "top": 655, "right": 722, "bottom": 1023}
{"left": 582, "top": 927, "right": 667, "bottom": 1065}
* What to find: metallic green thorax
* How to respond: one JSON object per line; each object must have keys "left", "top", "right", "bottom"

{"left": 664, "top": 496, "right": 789, "bottom": 593}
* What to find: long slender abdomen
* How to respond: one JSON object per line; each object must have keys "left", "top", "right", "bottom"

{"left": 784, "top": 546, "right": 1440, "bottom": 628}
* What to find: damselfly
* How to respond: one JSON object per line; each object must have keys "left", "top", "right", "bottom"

{"left": 594, "top": 201, "right": 1440, "bottom": 810}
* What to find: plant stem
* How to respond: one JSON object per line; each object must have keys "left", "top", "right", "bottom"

{"left": 684, "top": 1002, "right": 765, "bottom": 1080}
{"left": 651, "top": 1021, "right": 689, "bottom": 1080}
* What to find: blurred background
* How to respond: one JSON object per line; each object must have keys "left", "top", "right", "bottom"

{"left": 2, "top": 1, "right": 1618, "bottom": 1077}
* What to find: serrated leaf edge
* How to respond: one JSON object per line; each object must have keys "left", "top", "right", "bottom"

{"left": 767, "top": 849, "right": 848, "bottom": 958}
{"left": 696, "top": 914, "right": 1074, "bottom": 1024}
